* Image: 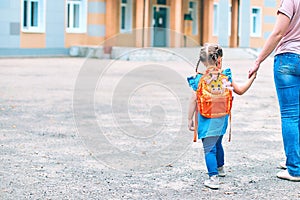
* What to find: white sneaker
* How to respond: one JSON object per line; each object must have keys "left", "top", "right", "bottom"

{"left": 276, "top": 170, "right": 300, "bottom": 182}
{"left": 204, "top": 175, "right": 220, "bottom": 189}
{"left": 278, "top": 161, "right": 287, "bottom": 169}
{"left": 218, "top": 166, "right": 226, "bottom": 177}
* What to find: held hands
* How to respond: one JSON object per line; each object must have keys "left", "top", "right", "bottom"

{"left": 248, "top": 60, "right": 260, "bottom": 79}
{"left": 249, "top": 71, "right": 257, "bottom": 80}
{"left": 188, "top": 119, "right": 194, "bottom": 131}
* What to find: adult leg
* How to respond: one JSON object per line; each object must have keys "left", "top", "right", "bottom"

{"left": 274, "top": 53, "right": 300, "bottom": 177}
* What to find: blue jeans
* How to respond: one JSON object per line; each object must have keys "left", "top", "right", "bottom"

{"left": 274, "top": 53, "right": 300, "bottom": 177}
{"left": 202, "top": 135, "right": 224, "bottom": 177}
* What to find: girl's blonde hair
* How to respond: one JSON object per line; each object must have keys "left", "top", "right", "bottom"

{"left": 195, "top": 43, "right": 223, "bottom": 72}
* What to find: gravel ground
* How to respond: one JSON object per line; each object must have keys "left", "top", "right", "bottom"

{"left": 0, "top": 56, "right": 299, "bottom": 200}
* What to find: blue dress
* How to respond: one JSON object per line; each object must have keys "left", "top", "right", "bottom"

{"left": 187, "top": 68, "right": 232, "bottom": 139}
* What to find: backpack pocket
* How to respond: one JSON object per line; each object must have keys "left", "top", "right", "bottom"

{"left": 198, "top": 94, "right": 232, "bottom": 118}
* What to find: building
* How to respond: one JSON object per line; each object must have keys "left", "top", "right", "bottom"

{"left": 0, "top": 0, "right": 280, "bottom": 56}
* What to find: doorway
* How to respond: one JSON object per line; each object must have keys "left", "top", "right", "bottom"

{"left": 152, "top": 6, "right": 169, "bottom": 47}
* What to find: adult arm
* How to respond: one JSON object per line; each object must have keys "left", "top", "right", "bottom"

{"left": 248, "top": 13, "right": 291, "bottom": 77}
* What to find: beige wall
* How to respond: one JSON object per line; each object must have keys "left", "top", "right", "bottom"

{"left": 249, "top": 0, "right": 280, "bottom": 48}
{"left": 20, "top": 33, "right": 46, "bottom": 48}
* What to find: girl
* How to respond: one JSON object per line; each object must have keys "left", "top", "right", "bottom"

{"left": 187, "top": 43, "right": 257, "bottom": 189}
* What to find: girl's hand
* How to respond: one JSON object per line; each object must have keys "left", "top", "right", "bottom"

{"left": 188, "top": 119, "right": 194, "bottom": 131}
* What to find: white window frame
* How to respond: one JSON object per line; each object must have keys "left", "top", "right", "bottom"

{"left": 120, "top": 0, "right": 133, "bottom": 33}
{"left": 228, "top": 5, "right": 232, "bottom": 36}
{"left": 66, "top": 0, "right": 87, "bottom": 33}
{"left": 189, "top": 1, "right": 198, "bottom": 35}
{"left": 213, "top": 3, "right": 219, "bottom": 36}
{"left": 250, "top": 7, "right": 262, "bottom": 37}
{"left": 21, "top": 0, "right": 46, "bottom": 33}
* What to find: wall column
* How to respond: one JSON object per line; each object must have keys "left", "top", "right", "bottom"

{"left": 170, "top": 0, "right": 183, "bottom": 47}
{"left": 202, "top": 0, "right": 214, "bottom": 43}
{"left": 136, "top": 0, "right": 150, "bottom": 47}
{"left": 219, "top": 0, "right": 229, "bottom": 47}
{"left": 230, "top": 0, "right": 239, "bottom": 47}
{"left": 239, "top": 0, "right": 250, "bottom": 47}
{"left": 136, "top": 0, "right": 144, "bottom": 47}
{"left": 105, "top": 0, "right": 118, "bottom": 49}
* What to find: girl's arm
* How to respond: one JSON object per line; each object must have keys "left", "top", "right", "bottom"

{"left": 188, "top": 92, "right": 197, "bottom": 131}
{"left": 232, "top": 72, "right": 257, "bottom": 95}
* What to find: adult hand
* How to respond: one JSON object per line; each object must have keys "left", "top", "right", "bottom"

{"left": 248, "top": 60, "right": 260, "bottom": 78}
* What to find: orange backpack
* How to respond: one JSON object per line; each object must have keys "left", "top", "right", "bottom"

{"left": 193, "top": 68, "right": 233, "bottom": 142}
{"left": 197, "top": 69, "right": 233, "bottom": 118}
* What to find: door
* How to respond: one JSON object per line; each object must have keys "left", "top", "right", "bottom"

{"left": 153, "top": 6, "right": 168, "bottom": 47}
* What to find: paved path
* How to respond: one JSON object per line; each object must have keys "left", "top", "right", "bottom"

{"left": 0, "top": 52, "right": 299, "bottom": 199}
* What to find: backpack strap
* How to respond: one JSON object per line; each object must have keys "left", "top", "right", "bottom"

{"left": 228, "top": 112, "right": 232, "bottom": 142}
{"left": 193, "top": 108, "right": 198, "bottom": 142}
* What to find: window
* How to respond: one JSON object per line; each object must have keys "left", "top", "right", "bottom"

{"left": 22, "top": 0, "right": 45, "bottom": 32}
{"left": 250, "top": 7, "right": 261, "bottom": 37}
{"left": 66, "top": 0, "right": 87, "bottom": 33}
{"left": 213, "top": 3, "right": 219, "bottom": 36}
{"left": 189, "top": 1, "right": 198, "bottom": 35}
{"left": 120, "top": 0, "right": 132, "bottom": 33}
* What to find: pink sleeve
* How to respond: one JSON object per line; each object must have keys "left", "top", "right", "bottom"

{"left": 278, "top": 0, "right": 294, "bottom": 19}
